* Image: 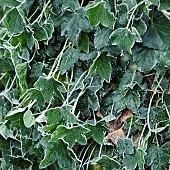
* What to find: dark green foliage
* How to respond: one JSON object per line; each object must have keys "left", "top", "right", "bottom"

{"left": 0, "top": 0, "right": 170, "bottom": 169}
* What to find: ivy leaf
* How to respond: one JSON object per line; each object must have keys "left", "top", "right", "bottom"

{"left": 94, "top": 27, "right": 112, "bottom": 50}
{"left": 145, "top": 142, "right": 170, "bottom": 170}
{"left": 32, "top": 22, "right": 48, "bottom": 41}
{"left": 40, "top": 137, "right": 76, "bottom": 169}
{"left": 86, "top": 1, "right": 115, "bottom": 29}
{"left": 42, "top": 23, "right": 54, "bottom": 43}
{"left": 15, "top": 62, "right": 27, "bottom": 93}
{"left": 118, "top": 71, "right": 143, "bottom": 91}
{"left": 52, "top": 0, "right": 80, "bottom": 12}
{"left": 23, "top": 110, "right": 35, "bottom": 128}
{"left": 34, "top": 76, "right": 64, "bottom": 102}
{"left": 132, "top": 47, "right": 159, "bottom": 73}
{"left": 86, "top": 89, "right": 100, "bottom": 110}
{"left": 0, "top": 0, "right": 20, "bottom": 8}
{"left": 0, "top": 124, "right": 15, "bottom": 140}
{"left": 117, "top": 3, "right": 128, "bottom": 26}
{"left": 78, "top": 32, "right": 89, "bottom": 53}
{"left": 87, "top": 52, "right": 112, "bottom": 82}
{"left": 85, "top": 123, "right": 108, "bottom": 144}
{"left": 122, "top": 0, "right": 137, "bottom": 9}
{"left": 45, "top": 105, "right": 78, "bottom": 128}
{"left": 112, "top": 90, "right": 140, "bottom": 113}
{"left": 110, "top": 27, "right": 142, "bottom": 54}
{"left": 0, "top": 58, "right": 14, "bottom": 72}
{"left": 4, "top": 8, "right": 25, "bottom": 34}
{"left": 123, "top": 148, "right": 146, "bottom": 170}
{"left": 60, "top": 48, "right": 80, "bottom": 74}
{"left": 20, "top": 88, "right": 45, "bottom": 107}
{"left": 142, "top": 26, "right": 164, "bottom": 49}
{"left": 133, "top": 18, "right": 147, "bottom": 36}
{"left": 92, "top": 155, "right": 121, "bottom": 170}
{"left": 117, "top": 138, "right": 134, "bottom": 155}
{"left": 50, "top": 125, "right": 89, "bottom": 148}
{"left": 62, "top": 12, "right": 91, "bottom": 45}
{"left": 154, "top": 16, "right": 170, "bottom": 46}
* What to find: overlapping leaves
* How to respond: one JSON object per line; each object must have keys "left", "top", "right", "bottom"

{"left": 0, "top": 0, "right": 170, "bottom": 169}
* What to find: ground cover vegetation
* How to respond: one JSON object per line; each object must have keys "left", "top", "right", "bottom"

{"left": 0, "top": 0, "right": 170, "bottom": 169}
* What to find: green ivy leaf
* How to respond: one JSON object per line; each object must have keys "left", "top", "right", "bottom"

{"left": 117, "top": 4, "right": 128, "bottom": 26}
{"left": 86, "top": 1, "right": 115, "bottom": 29}
{"left": 15, "top": 62, "right": 27, "bottom": 93}
{"left": 62, "top": 12, "right": 91, "bottom": 45}
{"left": 122, "top": 0, "right": 137, "bottom": 9}
{"left": 60, "top": 48, "right": 80, "bottom": 74}
{"left": 34, "top": 76, "right": 64, "bottom": 102}
{"left": 78, "top": 32, "right": 89, "bottom": 53}
{"left": 40, "top": 137, "right": 76, "bottom": 169}
{"left": 133, "top": 18, "right": 147, "bottom": 36}
{"left": 45, "top": 105, "right": 78, "bottom": 127}
{"left": 51, "top": 125, "right": 89, "bottom": 148}
{"left": 32, "top": 22, "right": 48, "bottom": 41}
{"left": 92, "top": 155, "right": 121, "bottom": 170}
{"left": 87, "top": 52, "right": 112, "bottom": 82}
{"left": 0, "top": 0, "right": 20, "bottom": 8}
{"left": 0, "top": 124, "right": 15, "bottom": 140}
{"left": 4, "top": 8, "right": 25, "bottom": 34}
{"left": 94, "top": 27, "right": 112, "bottom": 50}
{"left": 23, "top": 110, "right": 35, "bottom": 128}
{"left": 85, "top": 123, "right": 108, "bottom": 144}
{"left": 132, "top": 47, "right": 159, "bottom": 73}
{"left": 52, "top": 0, "right": 80, "bottom": 12}
{"left": 110, "top": 27, "right": 141, "bottom": 54}
{"left": 145, "top": 142, "right": 170, "bottom": 170}
{"left": 112, "top": 90, "right": 140, "bottom": 113}
{"left": 123, "top": 148, "right": 146, "bottom": 170}
{"left": 117, "top": 139, "right": 134, "bottom": 155}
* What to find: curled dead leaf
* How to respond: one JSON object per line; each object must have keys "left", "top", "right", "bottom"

{"left": 105, "top": 127, "right": 126, "bottom": 144}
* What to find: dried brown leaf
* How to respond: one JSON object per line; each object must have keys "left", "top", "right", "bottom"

{"left": 96, "top": 110, "right": 104, "bottom": 119}
{"left": 105, "top": 127, "right": 126, "bottom": 144}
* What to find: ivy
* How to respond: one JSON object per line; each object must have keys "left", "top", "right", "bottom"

{"left": 0, "top": 0, "right": 170, "bottom": 169}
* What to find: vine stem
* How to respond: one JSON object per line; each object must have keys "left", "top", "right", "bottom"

{"left": 47, "top": 39, "right": 68, "bottom": 78}
{"left": 63, "top": 71, "right": 87, "bottom": 106}
{"left": 147, "top": 76, "right": 163, "bottom": 131}
{"left": 31, "top": 0, "right": 51, "bottom": 25}
{"left": 126, "top": 1, "right": 145, "bottom": 28}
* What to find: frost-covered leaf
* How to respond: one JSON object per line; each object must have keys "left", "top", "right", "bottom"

{"left": 94, "top": 27, "right": 112, "bottom": 50}
{"left": 4, "top": 8, "right": 25, "bottom": 34}
{"left": 85, "top": 123, "right": 108, "bottom": 144}
{"left": 88, "top": 52, "right": 112, "bottom": 82}
{"left": 0, "top": 0, "right": 20, "bottom": 8}
{"left": 45, "top": 105, "right": 78, "bottom": 128}
{"left": 40, "top": 137, "right": 76, "bottom": 169}
{"left": 62, "top": 12, "right": 91, "bottom": 45}
{"left": 34, "top": 76, "right": 64, "bottom": 102}
{"left": 32, "top": 22, "right": 48, "bottom": 41}
{"left": 117, "top": 138, "right": 134, "bottom": 155}
{"left": 23, "top": 110, "right": 35, "bottom": 128}
{"left": 112, "top": 90, "right": 140, "bottom": 113}
{"left": 51, "top": 125, "right": 89, "bottom": 147}
{"left": 92, "top": 155, "right": 120, "bottom": 170}
{"left": 110, "top": 27, "right": 141, "bottom": 54}
{"left": 132, "top": 47, "right": 159, "bottom": 72}
{"left": 0, "top": 124, "right": 15, "bottom": 140}
{"left": 60, "top": 48, "right": 80, "bottom": 74}
{"left": 15, "top": 62, "right": 27, "bottom": 92}
{"left": 145, "top": 142, "right": 170, "bottom": 170}
{"left": 124, "top": 148, "right": 146, "bottom": 170}
{"left": 52, "top": 0, "right": 80, "bottom": 12}
{"left": 86, "top": 1, "right": 115, "bottom": 29}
